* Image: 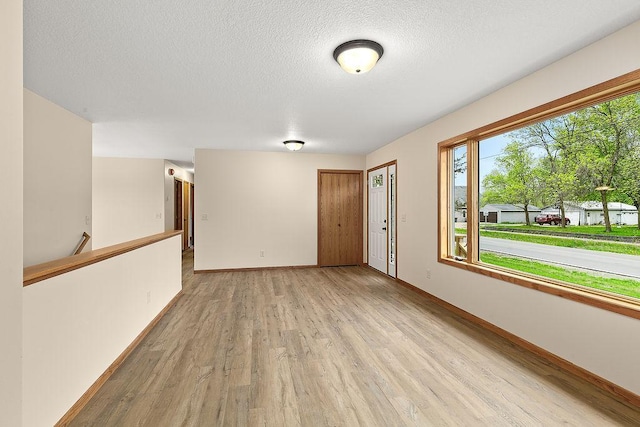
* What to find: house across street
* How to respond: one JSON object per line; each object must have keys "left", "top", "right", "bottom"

{"left": 540, "top": 201, "right": 638, "bottom": 226}
{"left": 478, "top": 201, "right": 638, "bottom": 225}
{"left": 479, "top": 204, "right": 541, "bottom": 224}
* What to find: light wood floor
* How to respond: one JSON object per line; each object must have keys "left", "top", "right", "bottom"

{"left": 70, "top": 251, "right": 640, "bottom": 426}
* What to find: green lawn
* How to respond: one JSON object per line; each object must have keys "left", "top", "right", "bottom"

{"left": 454, "top": 228, "right": 640, "bottom": 256}
{"left": 480, "top": 230, "right": 640, "bottom": 256}
{"left": 482, "top": 224, "right": 640, "bottom": 237}
{"left": 480, "top": 252, "right": 640, "bottom": 299}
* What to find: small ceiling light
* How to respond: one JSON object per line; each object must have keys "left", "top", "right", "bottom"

{"left": 283, "top": 140, "right": 305, "bottom": 151}
{"left": 333, "top": 39, "right": 384, "bottom": 74}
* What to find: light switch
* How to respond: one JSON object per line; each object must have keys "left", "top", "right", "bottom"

{"left": 201, "top": 213, "right": 208, "bottom": 221}
{"left": 401, "top": 214, "right": 407, "bottom": 222}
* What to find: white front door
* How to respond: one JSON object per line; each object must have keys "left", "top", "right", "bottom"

{"left": 368, "top": 168, "right": 387, "bottom": 273}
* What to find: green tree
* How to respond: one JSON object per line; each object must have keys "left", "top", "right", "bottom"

{"left": 515, "top": 117, "right": 578, "bottom": 227}
{"left": 571, "top": 94, "right": 640, "bottom": 232}
{"left": 481, "top": 141, "right": 541, "bottom": 225}
{"left": 616, "top": 144, "right": 640, "bottom": 229}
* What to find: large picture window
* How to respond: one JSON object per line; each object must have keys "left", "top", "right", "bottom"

{"left": 439, "top": 70, "right": 640, "bottom": 318}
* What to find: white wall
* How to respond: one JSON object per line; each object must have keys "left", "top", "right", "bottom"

{"left": 164, "top": 160, "right": 194, "bottom": 244}
{"left": 195, "top": 150, "right": 365, "bottom": 270}
{"left": 23, "top": 89, "right": 92, "bottom": 266}
{"left": 367, "top": 21, "right": 640, "bottom": 395}
{"left": 620, "top": 212, "right": 638, "bottom": 226}
{"left": 92, "top": 157, "right": 165, "bottom": 248}
{"left": 498, "top": 211, "right": 539, "bottom": 224}
{"left": 23, "top": 235, "right": 182, "bottom": 427}
{"left": 0, "top": 0, "right": 23, "bottom": 424}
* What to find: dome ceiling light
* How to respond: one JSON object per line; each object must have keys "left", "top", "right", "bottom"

{"left": 333, "top": 39, "right": 384, "bottom": 74}
{"left": 283, "top": 140, "right": 305, "bottom": 151}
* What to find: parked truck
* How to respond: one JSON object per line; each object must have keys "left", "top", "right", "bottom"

{"left": 534, "top": 214, "right": 570, "bottom": 225}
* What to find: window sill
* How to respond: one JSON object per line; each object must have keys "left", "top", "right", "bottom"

{"left": 438, "top": 256, "right": 640, "bottom": 320}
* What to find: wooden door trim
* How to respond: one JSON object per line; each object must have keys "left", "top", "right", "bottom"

{"left": 392, "top": 163, "right": 398, "bottom": 278}
{"left": 317, "top": 169, "right": 364, "bottom": 267}
{"left": 366, "top": 160, "right": 397, "bottom": 173}
{"left": 366, "top": 160, "right": 397, "bottom": 277}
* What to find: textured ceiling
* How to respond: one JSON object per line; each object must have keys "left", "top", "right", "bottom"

{"left": 24, "top": 1, "right": 640, "bottom": 168}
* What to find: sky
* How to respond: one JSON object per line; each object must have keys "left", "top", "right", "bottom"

{"left": 479, "top": 134, "right": 510, "bottom": 189}
{"left": 454, "top": 133, "right": 510, "bottom": 191}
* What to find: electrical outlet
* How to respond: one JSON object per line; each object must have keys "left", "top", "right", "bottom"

{"left": 260, "top": 250, "right": 265, "bottom": 257}
{"left": 147, "top": 291, "right": 151, "bottom": 304}
{"left": 426, "top": 269, "right": 431, "bottom": 279}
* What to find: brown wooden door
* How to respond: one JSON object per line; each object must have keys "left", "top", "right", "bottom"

{"left": 183, "top": 180, "right": 190, "bottom": 249}
{"left": 190, "top": 183, "right": 195, "bottom": 246}
{"left": 174, "top": 179, "right": 183, "bottom": 232}
{"left": 318, "top": 170, "right": 363, "bottom": 266}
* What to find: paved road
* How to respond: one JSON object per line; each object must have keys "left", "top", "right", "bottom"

{"left": 480, "top": 236, "right": 640, "bottom": 280}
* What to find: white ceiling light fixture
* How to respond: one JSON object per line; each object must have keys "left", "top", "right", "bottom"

{"left": 333, "top": 39, "right": 384, "bottom": 74}
{"left": 283, "top": 140, "right": 305, "bottom": 151}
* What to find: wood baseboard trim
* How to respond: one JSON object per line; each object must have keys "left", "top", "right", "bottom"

{"left": 55, "top": 290, "right": 184, "bottom": 426}
{"left": 395, "top": 278, "right": 640, "bottom": 408}
{"left": 195, "top": 265, "right": 318, "bottom": 274}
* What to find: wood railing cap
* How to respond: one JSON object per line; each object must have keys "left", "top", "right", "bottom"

{"left": 23, "top": 231, "right": 183, "bottom": 287}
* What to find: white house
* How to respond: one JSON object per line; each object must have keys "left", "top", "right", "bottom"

{"left": 541, "top": 202, "right": 638, "bottom": 225}
{"left": 454, "top": 186, "right": 467, "bottom": 222}
{"left": 479, "top": 204, "right": 542, "bottom": 224}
